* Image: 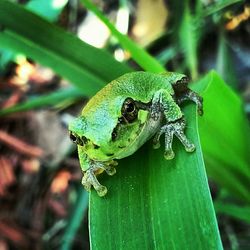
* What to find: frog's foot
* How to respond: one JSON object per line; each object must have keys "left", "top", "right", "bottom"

{"left": 176, "top": 89, "right": 203, "bottom": 116}
{"left": 153, "top": 118, "right": 195, "bottom": 160}
{"left": 82, "top": 169, "right": 107, "bottom": 197}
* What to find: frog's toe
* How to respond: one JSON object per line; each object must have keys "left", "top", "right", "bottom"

{"left": 185, "top": 143, "right": 195, "bottom": 153}
{"left": 164, "top": 150, "right": 175, "bottom": 160}
{"left": 153, "top": 141, "right": 161, "bottom": 149}
{"left": 96, "top": 185, "right": 108, "bottom": 197}
{"left": 111, "top": 160, "right": 118, "bottom": 166}
{"left": 83, "top": 184, "right": 91, "bottom": 192}
{"left": 152, "top": 133, "right": 162, "bottom": 149}
{"left": 198, "top": 105, "right": 203, "bottom": 116}
{"left": 82, "top": 177, "right": 91, "bottom": 192}
{"left": 105, "top": 166, "right": 116, "bottom": 176}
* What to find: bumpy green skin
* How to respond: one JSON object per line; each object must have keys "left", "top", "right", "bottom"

{"left": 68, "top": 71, "right": 203, "bottom": 196}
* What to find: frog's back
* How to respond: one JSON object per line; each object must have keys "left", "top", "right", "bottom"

{"left": 110, "top": 71, "right": 173, "bottom": 100}
{"left": 84, "top": 72, "right": 173, "bottom": 114}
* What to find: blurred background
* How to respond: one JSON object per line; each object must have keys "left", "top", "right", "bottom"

{"left": 0, "top": 0, "right": 250, "bottom": 249}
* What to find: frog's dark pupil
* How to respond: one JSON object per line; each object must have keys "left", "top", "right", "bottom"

{"left": 125, "top": 102, "right": 135, "bottom": 112}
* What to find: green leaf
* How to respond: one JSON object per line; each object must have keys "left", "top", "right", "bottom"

{"left": 61, "top": 186, "right": 89, "bottom": 250}
{"left": 0, "top": 0, "right": 131, "bottom": 94}
{"left": 179, "top": 3, "right": 199, "bottom": 79}
{"left": 202, "top": 0, "right": 243, "bottom": 17}
{"left": 80, "top": 0, "right": 165, "bottom": 73}
{"left": 26, "top": 0, "right": 68, "bottom": 22}
{"left": 156, "top": 47, "right": 177, "bottom": 65}
{"left": 216, "top": 30, "right": 237, "bottom": 88}
{"left": 0, "top": 87, "right": 83, "bottom": 116}
{"left": 0, "top": 48, "right": 14, "bottom": 73}
{"left": 89, "top": 74, "right": 223, "bottom": 249}
{"left": 214, "top": 201, "right": 250, "bottom": 223}
{"left": 194, "top": 71, "right": 250, "bottom": 202}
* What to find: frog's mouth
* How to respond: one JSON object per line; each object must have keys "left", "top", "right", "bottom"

{"left": 114, "top": 122, "right": 147, "bottom": 159}
{"left": 110, "top": 109, "right": 161, "bottom": 160}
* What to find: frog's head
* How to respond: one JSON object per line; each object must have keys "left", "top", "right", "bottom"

{"left": 68, "top": 96, "right": 149, "bottom": 161}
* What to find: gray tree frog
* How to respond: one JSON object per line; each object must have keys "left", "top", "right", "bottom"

{"left": 69, "top": 72, "right": 203, "bottom": 196}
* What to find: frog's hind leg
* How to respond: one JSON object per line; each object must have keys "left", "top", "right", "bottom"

{"left": 172, "top": 79, "right": 203, "bottom": 115}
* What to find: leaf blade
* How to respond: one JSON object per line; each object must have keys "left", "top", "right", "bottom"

{"left": 195, "top": 71, "right": 250, "bottom": 202}
{"left": 0, "top": 87, "right": 83, "bottom": 116}
{"left": 89, "top": 96, "right": 223, "bottom": 249}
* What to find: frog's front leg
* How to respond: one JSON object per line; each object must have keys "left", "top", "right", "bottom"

{"left": 152, "top": 90, "right": 195, "bottom": 159}
{"left": 82, "top": 167, "right": 107, "bottom": 196}
{"left": 78, "top": 147, "right": 117, "bottom": 196}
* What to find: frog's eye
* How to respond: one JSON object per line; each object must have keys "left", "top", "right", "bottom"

{"left": 121, "top": 98, "right": 138, "bottom": 123}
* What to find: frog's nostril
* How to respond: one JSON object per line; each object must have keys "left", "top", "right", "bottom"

{"left": 93, "top": 144, "right": 100, "bottom": 149}
{"left": 81, "top": 136, "right": 88, "bottom": 144}
{"left": 69, "top": 132, "right": 77, "bottom": 143}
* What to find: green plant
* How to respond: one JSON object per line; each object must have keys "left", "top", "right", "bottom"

{"left": 0, "top": 0, "right": 249, "bottom": 249}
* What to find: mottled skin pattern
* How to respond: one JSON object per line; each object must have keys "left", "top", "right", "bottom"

{"left": 69, "top": 71, "right": 203, "bottom": 196}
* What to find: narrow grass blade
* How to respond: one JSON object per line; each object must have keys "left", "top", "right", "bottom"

{"left": 89, "top": 104, "right": 222, "bottom": 249}
{"left": 0, "top": 87, "right": 83, "bottom": 116}
{"left": 194, "top": 71, "right": 250, "bottom": 202}
{"left": 202, "top": 0, "right": 243, "bottom": 17}
{"left": 61, "top": 187, "right": 89, "bottom": 250}
{"left": 216, "top": 30, "right": 237, "bottom": 88}
{"left": 179, "top": 4, "right": 198, "bottom": 79}
{"left": 80, "top": 0, "right": 165, "bottom": 73}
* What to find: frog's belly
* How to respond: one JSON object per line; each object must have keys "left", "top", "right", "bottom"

{"left": 115, "top": 116, "right": 162, "bottom": 160}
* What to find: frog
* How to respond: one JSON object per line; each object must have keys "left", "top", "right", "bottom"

{"left": 68, "top": 71, "right": 203, "bottom": 197}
